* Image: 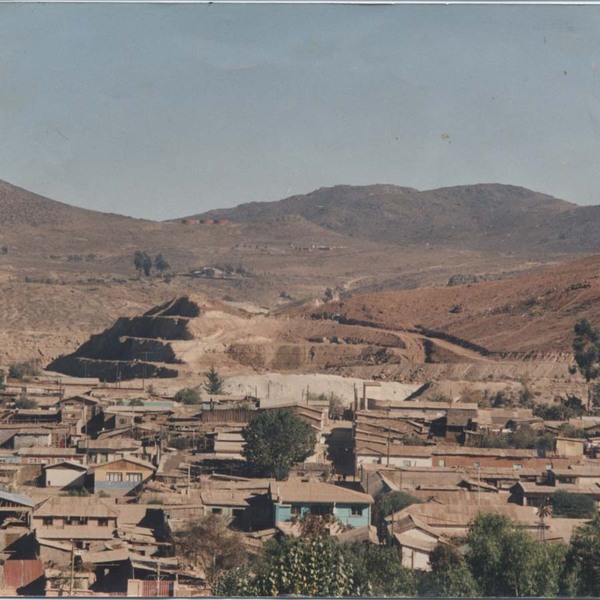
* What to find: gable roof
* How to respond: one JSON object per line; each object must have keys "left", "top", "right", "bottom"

{"left": 34, "top": 496, "right": 118, "bottom": 518}
{"left": 43, "top": 461, "right": 88, "bottom": 472}
{"left": 89, "top": 456, "right": 155, "bottom": 471}
{"left": 272, "top": 481, "right": 373, "bottom": 505}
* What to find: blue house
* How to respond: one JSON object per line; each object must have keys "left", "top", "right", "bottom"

{"left": 270, "top": 480, "right": 373, "bottom": 528}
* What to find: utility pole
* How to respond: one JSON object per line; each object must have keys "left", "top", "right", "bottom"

{"left": 386, "top": 424, "right": 391, "bottom": 467}
{"left": 69, "top": 539, "right": 75, "bottom": 595}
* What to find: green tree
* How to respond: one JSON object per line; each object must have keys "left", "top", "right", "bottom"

{"left": 422, "top": 544, "right": 479, "bottom": 597}
{"left": 154, "top": 253, "right": 170, "bottom": 277}
{"left": 563, "top": 515, "right": 600, "bottom": 596}
{"left": 254, "top": 535, "right": 357, "bottom": 597}
{"left": 573, "top": 319, "right": 600, "bottom": 409}
{"left": 241, "top": 409, "right": 316, "bottom": 479}
{"left": 551, "top": 490, "right": 597, "bottom": 519}
{"left": 376, "top": 491, "right": 421, "bottom": 518}
{"left": 466, "top": 512, "right": 566, "bottom": 597}
{"left": 133, "top": 250, "right": 145, "bottom": 276}
{"left": 343, "top": 543, "right": 417, "bottom": 596}
{"left": 174, "top": 387, "right": 202, "bottom": 405}
{"left": 204, "top": 366, "right": 225, "bottom": 395}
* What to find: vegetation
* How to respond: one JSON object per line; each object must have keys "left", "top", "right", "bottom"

{"left": 376, "top": 491, "right": 421, "bottom": 518}
{"left": 154, "top": 253, "right": 170, "bottom": 276}
{"left": 465, "top": 512, "right": 566, "bottom": 597}
{"left": 8, "top": 360, "right": 41, "bottom": 380}
{"left": 173, "top": 515, "right": 247, "bottom": 587}
{"left": 216, "top": 532, "right": 356, "bottom": 597}
{"left": 563, "top": 515, "right": 600, "bottom": 596}
{"left": 328, "top": 393, "right": 345, "bottom": 420}
{"left": 133, "top": 250, "right": 153, "bottom": 277}
{"left": 573, "top": 319, "right": 600, "bottom": 409}
{"left": 551, "top": 490, "right": 597, "bottom": 519}
{"left": 533, "top": 394, "right": 586, "bottom": 421}
{"left": 241, "top": 409, "right": 316, "bottom": 480}
{"left": 204, "top": 366, "right": 225, "bottom": 395}
{"left": 14, "top": 397, "right": 37, "bottom": 409}
{"left": 174, "top": 387, "right": 202, "bottom": 405}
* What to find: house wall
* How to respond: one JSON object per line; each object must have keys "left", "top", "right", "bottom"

{"left": 93, "top": 460, "right": 153, "bottom": 495}
{"left": 432, "top": 456, "right": 549, "bottom": 470}
{"left": 401, "top": 546, "right": 431, "bottom": 571}
{"left": 556, "top": 439, "right": 584, "bottom": 457}
{"left": 356, "top": 454, "right": 433, "bottom": 469}
{"left": 44, "top": 468, "right": 86, "bottom": 489}
{"left": 274, "top": 502, "right": 370, "bottom": 527}
{"left": 14, "top": 434, "right": 52, "bottom": 450}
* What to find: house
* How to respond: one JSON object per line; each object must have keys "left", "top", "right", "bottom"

{"left": 270, "top": 480, "right": 373, "bottom": 527}
{"left": 555, "top": 437, "right": 585, "bottom": 457}
{"left": 91, "top": 457, "right": 156, "bottom": 496}
{"left": 43, "top": 461, "right": 88, "bottom": 489}
{"left": 34, "top": 497, "right": 118, "bottom": 554}
{"left": 78, "top": 438, "right": 145, "bottom": 464}
{"left": 547, "top": 466, "right": 600, "bottom": 486}
{"left": 18, "top": 447, "right": 81, "bottom": 466}
{"left": 390, "top": 513, "right": 454, "bottom": 570}
{"left": 355, "top": 443, "right": 434, "bottom": 469}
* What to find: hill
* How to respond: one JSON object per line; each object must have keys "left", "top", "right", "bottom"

{"left": 0, "top": 180, "right": 138, "bottom": 227}
{"left": 187, "top": 183, "right": 581, "bottom": 253}
{"left": 313, "top": 253, "right": 600, "bottom": 355}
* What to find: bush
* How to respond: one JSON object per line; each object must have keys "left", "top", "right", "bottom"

{"left": 8, "top": 361, "right": 41, "bottom": 380}
{"left": 551, "top": 490, "right": 597, "bottom": 519}
{"left": 15, "top": 397, "right": 37, "bottom": 409}
{"left": 174, "top": 387, "right": 202, "bottom": 405}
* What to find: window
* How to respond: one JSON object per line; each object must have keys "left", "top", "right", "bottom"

{"left": 107, "top": 472, "right": 123, "bottom": 482}
{"left": 98, "top": 518, "right": 109, "bottom": 527}
{"left": 350, "top": 506, "right": 363, "bottom": 516}
{"left": 403, "top": 460, "right": 412, "bottom": 467}
{"left": 211, "top": 508, "right": 223, "bottom": 515}
{"left": 126, "top": 472, "right": 143, "bottom": 483}
{"left": 309, "top": 505, "right": 333, "bottom": 516}
{"left": 290, "top": 505, "right": 301, "bottom": 516}
{"left": 42, "top": 517, "right": 53, "bottom": 526}
{"left": 438, "top": 459, "right": 445, "bottom": 467}
{"left": 513, "top": 464, "right": 523, "bottom": 470}
{"left": 66, "top": 517, "right": 88, "bottom": 526}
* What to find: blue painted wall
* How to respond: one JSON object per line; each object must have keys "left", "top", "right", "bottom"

{"left": 274, "top": 502, "right": 370, "bottom": 527}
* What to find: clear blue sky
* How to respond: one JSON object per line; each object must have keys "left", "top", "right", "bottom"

{"left": 1, "top": 3, "right": 600, "bottom": 219}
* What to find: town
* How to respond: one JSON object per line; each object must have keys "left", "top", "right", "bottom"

{"left": 0, "top": 314, "right": 599, "bottom": 596}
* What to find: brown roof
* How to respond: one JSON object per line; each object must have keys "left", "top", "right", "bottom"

{"left": 34, "top": 497, "right": 118, "bottom": 518}
{"left": 272, "top": 481, "right": 372, "bottom": 505}
{"left": 200, "top": 490, "right": 250, "bottom": 507}
{"left": 36, "top": 527, "right": 116, "bottom": 540}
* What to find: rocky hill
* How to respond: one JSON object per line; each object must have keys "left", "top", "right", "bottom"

{"left": 188, "top": 183, "right": 583, "bottom": 253}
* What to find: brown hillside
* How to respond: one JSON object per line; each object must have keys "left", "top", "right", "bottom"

{"left": 315, "top": 254, "right": 600, "bottom": 355}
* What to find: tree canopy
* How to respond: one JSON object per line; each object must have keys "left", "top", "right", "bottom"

{"left": 241, "top": 409, "right": 316, "bottom": 480}
{"left": 551, "top": 490, "right": 597, "bottom": 519}
{"left": 173, "top": 515, "right": 247, "bottom": 586}
{"left": 204, "top": 366, "right": 225, "bottom": 395}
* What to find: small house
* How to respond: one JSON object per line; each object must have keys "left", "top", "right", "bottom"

{"left": 43, "top": 461, "right": 88, "bottom": 490}
{"left": 91, "top": 457, "right": 155, "bottom": 496}
{"left": 270, "top": 480, "right": 372, "bottom": 527}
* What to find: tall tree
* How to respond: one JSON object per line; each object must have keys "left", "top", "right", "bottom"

{"left": 573, "top": 318, "right": 600, "bottom": 409}
{"left": 466, "top": 512, "right": 566, "bottom": 597}
{"left": 173, "top": 515, "right": 247, "bottom": 587}
{"left": 204, "top": 366, "right": 225, "bottom": 395}
{"left": 154, "top": 253, "right": 170, "bottom": 277}
{"left": 133, "top": 250, "right": 145, "bottom": 276}
{"left": 563, "top": 515, "right": 600, "bottom": 596}
{"left": 242, "top": 409, "right": 316, "bottom": 479}
{"left": 254, "top": 535, "right": 357, "bottom": 597}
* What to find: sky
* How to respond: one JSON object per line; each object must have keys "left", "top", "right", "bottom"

{"left": 1, "top": 3, "right": 600, "bottom": 220}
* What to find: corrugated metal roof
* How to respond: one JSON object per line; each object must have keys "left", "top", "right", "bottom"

{"left": 0, "top": 489, "right": 34, "bottom": 507}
